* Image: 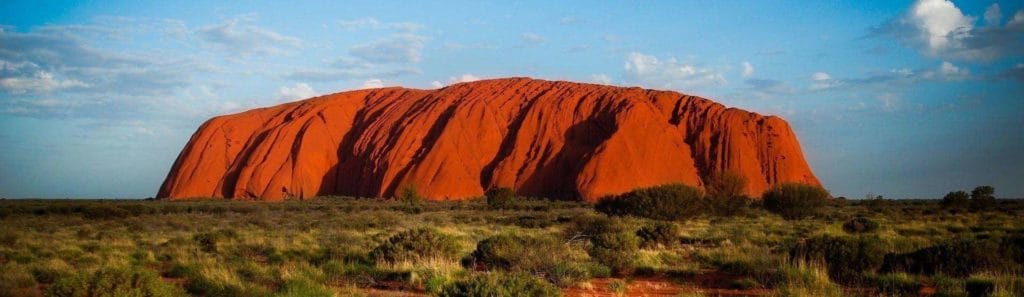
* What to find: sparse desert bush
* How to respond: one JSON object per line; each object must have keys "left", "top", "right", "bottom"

{"left": 468, "top": 233, "right": 587, "bottom": 286}
{"left": 970, "top": 185, "right": 996, "bottom": 211}
{"left": 438, "top": 272, "right": 561, "bottom": 297}
{"left": 46, "top": 266, "right": 185, "bottom": 297}
{"left": 943, "top": 191, "right": 971, "bottom": 210}
{"left": 703, "top": 171, "right": 753, "bottom": 216}
{"left": 595, "top": 183, "right": 704, "bottom": 221}
{"left": 965, "top": 276, "right": 995, "bottom": 297}
{"left": 867, "top": 272, "right": 922, "bottom": 296}
{"left": 762, "top": 183, "right": 830, "bottom": 220}
{"left": 277, "top": 277, "right": 334, "bottom": 297}
{"left": 790, "top": 235, "right": 885, "bottom": 284}
{"left": 636, "top": 222, "right": 679, "bottom": 248}
{"left": 0, "top": 265, "right": 38, "bottom": 297}
{"left": 881, "top": 235, "right": 1023, "bottom": 277}
{"left": 842, "top": 216, "right": 880, "bottom": 233}
{"left": 486, "top": 187, "right": 517, "bottom": 209}
{"left": 370, "top": 228, "right": 461, "bottom": 264}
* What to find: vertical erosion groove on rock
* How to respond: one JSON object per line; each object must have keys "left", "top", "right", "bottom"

{"left": 158, "top": 78, "right": 821, "bottom": 202}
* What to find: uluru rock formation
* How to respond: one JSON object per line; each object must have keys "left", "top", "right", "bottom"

{"left": 158, "top": 78, "right": 820, "bottom": 202}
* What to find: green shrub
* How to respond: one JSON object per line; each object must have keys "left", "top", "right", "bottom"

{"left": 277, "top": 278, "right": 333, "bottom": 297}
{"left": 842, "top": 217, "right": 880, "bottom": 234}
{"left": 468, "top": 233, "right": 585, "bottom": 285}
{"left": 636, "top": 222, "right": 679, "bottom": 248}
{"left": 762, "top": 183, "right": 830, "bottom": 220}
{"left": 965, "top": 277, "right": 995, "bottom": 297}
{"left": 486, "top": 187, "right": 517, "bottom": 209}
{"left": 790, "top": 235, "right": 885, "bottom": 284}
{"left": 595, "top": 183, "right": 704, "bottom": 221}
{"left": 703, "top": 171, "right": 753, "bottom": 216}
{"left": 438, "top": 272, "right": 561, "bottom": 297}
{"left": 589, "top": 228, "right": 639, "bottom": 276}
{"left": 943, "top": 191, "right": 971, "bottom": 210}
{"left": 80, "top": 204, "right": 130, "bottom": 220}
{"left": 880, "top": 236, "right": 1023, "bottom": 277}
{"left": 370, "top": 228, "right": 460, "bottom": 263}
{"left": 868, "top": 273, "right": 922, "bottom": 296}
{"left": 970, "top": 186, "right": 996, "bottom": 211}
{"left": 46, "top": 266, "right": 185, "bottom": 297}
{"left": 730, "top": 277, "right": 760, "bottom": 290}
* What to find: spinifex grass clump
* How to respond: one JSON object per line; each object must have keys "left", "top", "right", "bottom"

{"left": 370, "top": 228, "right": 461, "bottom": 264}
{"left": 595, "top": 183, "right": 704, "bottom": 221}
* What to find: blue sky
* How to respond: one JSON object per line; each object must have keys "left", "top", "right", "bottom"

{"left": 1, "top": 0, "right": 1021, "bottom": 199}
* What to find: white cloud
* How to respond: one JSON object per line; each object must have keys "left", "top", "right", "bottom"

{"left": 622, "top": 52, "right": 726, "bottom": 90}
{"left": 0, "top": 66, "right": 88, "bottom": 95}
{"left": 430, "top": 81, "right": 444, "bottom": 88}
{"left": 741, "top": 61, "right": 754, "bottom": 77}
{"left": 277, "top": 83, "right": 316, "bottom": 101}
{"left": 361, "top": 79, "right": 384, "bottom": 89}
{"left": 590, "top": 74, "right": 612, "bottom": 85}
{"left": 810, "top": 72, "right": 841, "bottom": 90}
{"left": 877, "top": 93, "right": 900, "bottom": 112}
{"left": 349, "top": 33, "right": 426, "bottom": 64}
{"left": 938, "top": 61, "right": 969, "bottom": 77}
{"left": 449, "top": 74, "right": 481, "bottom": 84}
{"left": 337, "top": 17, "right": 421, "bottom": 32}
{"left": 985, "top": 4, "right": 1002, "bottom": 26}
{"left": 198, "top": 17, "right": 302, "bottom": 55}
{"left": 559, "top": 16, "right": 578, "bottom": 25}
{"left": 876, "top": 0, "right": 1024, "bottom": 61}
{"left": 520, "top": 33, "right": 545, "bottom": 45}
{"left": 907, "top": 0, "right": 974, "bottom": 52}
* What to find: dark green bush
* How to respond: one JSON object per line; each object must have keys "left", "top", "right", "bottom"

{"left": 762, "top": 183, "right": 830, "bottom": 220}
{"left": 439, "top": 272, "right": 561, "bottom": 297}
{"left": 595, "top": 183, "right": 704, "bottom": 221}
{"left": 868, "top": 273, "right": 922, "bottom": 296}
{"left": 486, "top": 187, "right": 517, "bottom": 209}
{"left": 881, "top": 236, "right": 1023, "bottom": 277}
{"left": 562, "top": 216, "right": 639, "bottom": 276}
{"left": 965, "top": 277, "right": 995, "bottom": 297}
{"left": 369, "top": 228, "right": 460, "bottom": 263}
{"left": 277, "top": 278, "right": 333, "bottom": 297}
{"left": 80, "top": 204, "right": 130, "bottom": 220}
{"left": 970, "top": 186, "right": 996, "bottom": 211}
{"left": 942, "top": 191, "right": 971, "bottom": 210}
{"left": 636, "top": 222, "right": 679, "bottom": 248}
{"left": 842, "top": 217, "right": 880, "bottom": 233}
{"left": 703, "top": 171, "right": 753, "bottom": 217}
{"left": 468, "top": 233, "right": 590, "bottom": 286}
{"left": 790, "top": 235, "right": 885, "bottom": 284}
{"left": 46, "top": 266, "right": 185, "bottom": 297}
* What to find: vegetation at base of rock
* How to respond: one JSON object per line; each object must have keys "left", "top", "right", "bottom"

{"left": 0, "top": 192, "right": 1021, "bottom": 296}
{"left": 762, "top": 183, "right": 831, "bottom": 219}
{"left": 594, "top": 183, "right": 705, "bottom": 220}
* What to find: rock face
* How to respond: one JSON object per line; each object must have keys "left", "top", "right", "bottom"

{"left": 158, "top": 78, "right": 820, "bottom": 202}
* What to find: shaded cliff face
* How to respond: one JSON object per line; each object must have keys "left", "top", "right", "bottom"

{"left": 158, "top": 78, "right": 820, "bottom": 202}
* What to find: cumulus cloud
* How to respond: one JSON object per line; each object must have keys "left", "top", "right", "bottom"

{"left": 810, "top": 72, "right": 842, "bottom": 90}
{"left": 430, "top": 81, "right": 444, "bottom": 88}
{"left": 277, "top": 83, "right": 316, "bottom": 101}
{"left": 350, "top": 34, "right": 426, "bottom": 64}
{"left": 741, "top": 61, "right": 754, "bottom": 77}
{"left": 338, "top": 17, "right": 421, "bottom": 32}
{"left": 449, "top": 74, "right": 481, "bottom": 84}
{"left": 0, "top": 25, "right": 200, "bottom": 118}
{"left": 590, "top": 74, "right": 612, "bottom": 85}
{"left": 622, "top": 52, "right": 726, "bottom": 90}
{"left": 985, "top": 4, "right": 1002, "bottom": 26}
{"left": 874, "top": 0, "right": 1024, "bottom": 61}
{"left": 198, "top": 16, "right": 302, "bottom": 55}
{"left": 361, "top": 79, "right": 384, "bottom": 89}
{"left": 520, "top": 33, "right": 545, "bottom": 46}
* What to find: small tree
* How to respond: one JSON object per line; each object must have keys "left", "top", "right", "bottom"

{"left": 941, "top": 191, "right": 970, "bottom": 210}
{"left": 703, "top": 171, "right": 752, "bottom": 216}
{"left": 761, "top": 183, "right": 830, "bottom": 220}
{"left": 594, "top": 183, "right": 704, "bottom": 221}
{"left": 970, "top": 185, "right": 996, "bottom": 211}
{"left": 485, "top": 187, "right": 517, "bottom": 209}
